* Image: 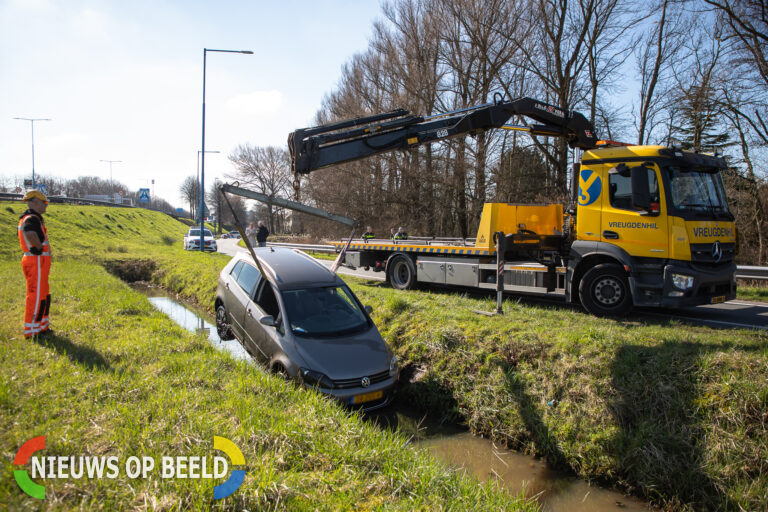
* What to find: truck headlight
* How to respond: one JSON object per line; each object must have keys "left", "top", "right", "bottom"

{"left": 671, "top": 273, "right": 694, "bottom": 290}
{"left": 389, "top": 355, "right": 398, "bottom": 377}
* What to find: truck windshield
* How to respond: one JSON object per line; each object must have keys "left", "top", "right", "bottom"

{"left": 283, "top": 285, "right": 369, "bottom": 337}
{"left": 665, "top": 166, "right": 730, "bottom": 214}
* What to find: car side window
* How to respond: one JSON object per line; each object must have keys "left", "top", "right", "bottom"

{"left": 235, "top": 263, "right": 262, "bottom": 297}
{"left": 230, "top": 261, "right": 244, "bottom": 281}
{"left": 256, "top": 281, "right": 280, "bottom": 318}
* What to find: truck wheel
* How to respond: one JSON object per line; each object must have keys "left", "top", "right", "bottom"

{"left": 579, "top": 263, "right": 632, "bottom": 317}
{"left": 386, "top": 255, "right": 417, "bottom": 290}
{"left": 216, "top": 304, "right": 235, "bottom": 340}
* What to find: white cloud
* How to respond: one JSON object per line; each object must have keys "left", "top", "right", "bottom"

{"left": 224, "top": 90, "right": 283, "bottom": 116}
{"left": 69, "top": 8, "right": 109, "bottom": 40}
{"left": 8, "top": 0, "right": 53, "bottom": 11}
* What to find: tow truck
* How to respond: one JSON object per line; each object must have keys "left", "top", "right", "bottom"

{"left": 286, "top": 96, "right": 736, "bottom": 316}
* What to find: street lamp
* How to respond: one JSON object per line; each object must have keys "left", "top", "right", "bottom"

{"left": 13, "top": 117, "right": 51, "bottom": 189}
{"left": 200, "top": 47, "right": 253, "bottom": 251}
{"left": 197, "top": 150, "right": 220, "bottom": 218}
{"left": 100, "top": 160, "right": 122, "bottom": 204}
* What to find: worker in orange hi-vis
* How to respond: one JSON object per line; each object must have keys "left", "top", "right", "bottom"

{"left": 18, "top": 190, "right": 53, "bottom": 338}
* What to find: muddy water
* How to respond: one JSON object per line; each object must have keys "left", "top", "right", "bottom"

{"left": 137, "top": 284, "right": 652, "bottom": 511}
{"left": 132, "top": 283, "right": 251, "bottom": 362}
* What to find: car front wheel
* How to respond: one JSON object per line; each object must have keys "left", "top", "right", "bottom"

{"left": 216, "top": 304, "right": 235, "bottom": 340}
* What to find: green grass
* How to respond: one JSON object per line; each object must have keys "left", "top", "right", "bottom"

{"left": 342, "top": 281, "right": 768, "bottom": 510}
{"left": 0, "top": 203, "right": 532, "bottom": 510}
{"left": 737, "top": 285, "right": 768, "bottom": 302}
{"left": 5, "top": 202, "right": 767, "bottom": 510}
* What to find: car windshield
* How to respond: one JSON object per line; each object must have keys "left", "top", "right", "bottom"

{"left": 189, "top": 229, "right": 213, "bottom": 237}
{"left": 282, "top": 285, "right": 368, "bottom": 337}
{"left": 665, "top": 165, "right": 729, "bottom": 214}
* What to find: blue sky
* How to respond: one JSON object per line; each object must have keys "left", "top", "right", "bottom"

{"left": 0, "top": 0, "right": 382, "bottom": 207}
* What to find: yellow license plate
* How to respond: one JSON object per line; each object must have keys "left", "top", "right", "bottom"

{"left": 711, "top": 295, "right": 726, "bottom": 304}
{"left": 351, "top": 390, "right": 383, "bottom": 404}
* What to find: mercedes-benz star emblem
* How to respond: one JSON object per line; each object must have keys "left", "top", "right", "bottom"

{"left": 712, "top": 241, "right": 722, "bottom": 262}
{"left": 361, "top": 377, "right": 370, "bottom": 388}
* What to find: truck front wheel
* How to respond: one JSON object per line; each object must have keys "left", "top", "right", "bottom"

{"left": 579, "top": 263, "right": 632, "bottom": 317}
{"left": 386, "top": 255, "right": 417, "bottom": 290}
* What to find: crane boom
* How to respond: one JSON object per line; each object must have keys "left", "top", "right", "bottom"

{"left": 288, "top": 96, "right": 598, "bottom": 175}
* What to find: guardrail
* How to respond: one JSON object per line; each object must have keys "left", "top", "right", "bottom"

{"left": 735, "top": 266, "right": 768, "bottom": 281}
{"left": 272, "top": 240, "right": 768, "bottom": 280}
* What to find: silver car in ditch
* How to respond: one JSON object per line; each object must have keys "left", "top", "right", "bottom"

{"left": 215, "top": 248, "right": 398, "bottom": 410}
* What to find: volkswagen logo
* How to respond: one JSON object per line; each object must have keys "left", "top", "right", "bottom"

{"left": 361, "top": 376, "right": 370, "bottom": 388}
{"left": 712, "top": 241, "right": 722, "bottom": 262}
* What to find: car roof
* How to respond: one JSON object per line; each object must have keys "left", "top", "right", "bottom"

{"left": 233, "top": 248, "right": 341, "bottom": 290}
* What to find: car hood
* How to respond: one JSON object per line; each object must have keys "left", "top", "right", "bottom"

{"left": 292, "top": 328, "right": 390, "bottom": 380}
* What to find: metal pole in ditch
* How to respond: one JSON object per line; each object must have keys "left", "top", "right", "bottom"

{"left": 331, "top": 227, "right": 357, "bottom": 274}
{"left": 495, "top": 231, "right": 505, "bottom": 315}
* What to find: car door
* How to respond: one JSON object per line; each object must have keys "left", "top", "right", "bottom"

{"left": 242, "top": 280, "right": 284, "bottom": 361}
{"left": 228, "top": 262, "right": 262, "bottom": 348}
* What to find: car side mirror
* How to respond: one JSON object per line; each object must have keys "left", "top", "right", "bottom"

{"left": 259, "top": 315, "right": 276, "bottom": 327}
{"left": 364, "top": 305, "right": 373, "bottom": 314}
{"left": 631, "top": 166, "right": 651, "bottom": 211}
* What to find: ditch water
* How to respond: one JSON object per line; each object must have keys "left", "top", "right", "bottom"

{"left": 135, "top": 283, "right": 652, "bottom": 511}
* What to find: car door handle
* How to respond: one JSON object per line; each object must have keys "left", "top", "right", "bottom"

{"left": 602, "top": 230, "right": 619, "bottom": 239}
{"left": 225, "top": 282, "right": 229, "bottom": 288}
{"left": 246, "top": 308, "right": 252, "bottom": 317}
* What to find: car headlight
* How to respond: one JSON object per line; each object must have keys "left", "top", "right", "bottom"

{"left": 671, "top": 273, "right": 694, "bottom": 290}
{"left": 389, "top": 355, "right": 398, "bottom": 377}
{"left": 300, "top": 368, "right": 335, "bottom": 389}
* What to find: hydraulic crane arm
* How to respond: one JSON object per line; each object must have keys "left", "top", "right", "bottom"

{"left": 288, "top": 96, "right": 598, "bottom": 175}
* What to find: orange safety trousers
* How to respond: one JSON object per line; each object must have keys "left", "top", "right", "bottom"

{"left": 18, "top": 214, "right": 51, "bottom": 337}
{"left": 22, "top": 255, "right": 51, "bottom": 337}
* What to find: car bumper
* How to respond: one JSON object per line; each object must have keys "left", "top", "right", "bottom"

{"left": 307, "top": 375, "right": 398, "bottom": 411}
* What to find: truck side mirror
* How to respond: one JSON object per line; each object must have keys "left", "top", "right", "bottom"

{"left": 631, "top": 166, "right": 651, "bottom": 211}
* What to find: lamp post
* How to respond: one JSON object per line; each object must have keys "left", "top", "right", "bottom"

{"left": 200, "top": 47, "right": 253, "bottom": 251}
{"left": 100, "top": 160, "right": 122, "bottom": 204}
{"left": 197, "top": 150, "right": 220, "bottom": 220}
{"left": 13, "top": 117, "right": 51, "bottom": 189}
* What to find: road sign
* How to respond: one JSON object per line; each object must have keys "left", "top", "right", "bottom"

{"left": 35, "top": 184, "right": 47, "bottom": 195}
{"left": 176, "top": 208, "right": 183, "bottom": 214}
{"left": 138, "top": 188, "right": 151, "bottom": 203}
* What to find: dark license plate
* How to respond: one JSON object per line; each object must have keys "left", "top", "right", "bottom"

{"left": 351, "top": 390, "right": 383, "bottom": 404}
{"left": 711, "top": 295, "right": 726, "bottom": 304}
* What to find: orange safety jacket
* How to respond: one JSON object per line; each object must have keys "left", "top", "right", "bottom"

{"left": 18, "top": 211, "right": 51, "bottom": 337}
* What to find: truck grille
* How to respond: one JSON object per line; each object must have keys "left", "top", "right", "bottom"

{"left": 334, "top": 370, "right": 390, "bottom": 389}
{"left": 690, "top": 242, "right": 735, "bottom": 265}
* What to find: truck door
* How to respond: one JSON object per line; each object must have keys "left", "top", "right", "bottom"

{"left": 601, "top": 163, "right": 668, "bottom": 258}
{"left": 576, "top": 166, "right": 603, "bottom": 242}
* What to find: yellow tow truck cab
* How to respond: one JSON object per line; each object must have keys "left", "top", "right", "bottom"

{"left": 336, "top": 144, "right": 736, "bottom": 316}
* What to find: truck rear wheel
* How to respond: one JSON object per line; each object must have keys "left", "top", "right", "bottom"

{"left": 579, "top": 263, "right": 632, "bottom": 317}
{"left": 386, "top": 255, "right": 417, "bottom": 290}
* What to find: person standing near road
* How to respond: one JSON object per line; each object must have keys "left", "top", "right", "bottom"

{"left": 394, "top": 226, "right": 409, "bottom": 240}
{"left": 18, "top": 190, "right": 53, "bottom": 338}
{"left": 245, "top": 221, "right": 256, "bottom": 247}
{"left": 256, "top": 220, "right": 269, "bottom": 247}
{"left": 362, "top": 226, "right": 375, "bottom": 242}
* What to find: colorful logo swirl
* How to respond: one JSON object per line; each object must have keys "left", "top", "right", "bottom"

{"left": 14, "top": 436, "right": 46, "bottom": 499}
{"left": 213, "top": 436, "right": 246, "bottom": 499}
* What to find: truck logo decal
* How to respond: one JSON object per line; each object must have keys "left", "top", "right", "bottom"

{"left": 578, "top": 169, "right": 601, "bottom": 206}
{"left": 608, "top": 221, "right": 659, "bottom": 229}
{"left": 692, "top": 227, "right": 733, "bottom": 238}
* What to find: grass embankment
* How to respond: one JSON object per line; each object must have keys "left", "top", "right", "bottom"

{"left": 737, "top": 285, "right": 768, "bottom": 302}
{"left": 0, "top": 203, "right": 531, "bottom": 511}
{"left": 345, "top": 281, "right": 768, "bottom": 511}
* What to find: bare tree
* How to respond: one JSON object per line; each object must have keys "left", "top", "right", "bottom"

{"left": 228, "top": 145, "right": 291, "bottom": 233}
{"left": 179, "top": 176, "right": 199, "bottom": 219}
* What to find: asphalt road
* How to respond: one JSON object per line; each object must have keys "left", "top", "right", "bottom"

{"left": 216, "top": 238, "right": 768, "bottom": 330}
